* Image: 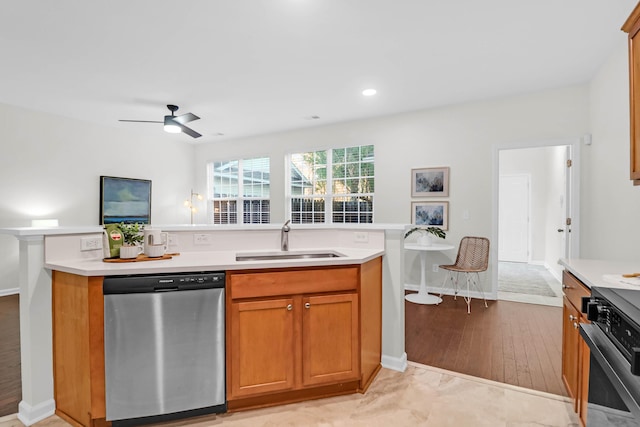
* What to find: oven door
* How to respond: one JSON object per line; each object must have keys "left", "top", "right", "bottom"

{"left": 580, "top": 323, "right": 640, "bottom": 426}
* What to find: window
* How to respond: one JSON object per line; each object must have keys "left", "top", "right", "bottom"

{"left": 207, "top": 157, "right": 270, "bottom": 224}
{"left": 288, "top": 145, "right": 374, "bottom": 224}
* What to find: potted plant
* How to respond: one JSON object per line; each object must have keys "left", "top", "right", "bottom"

{"left": 118, "top": 222, "right": 145, "bottom": 258}
{"left": 404, "top": 226, "right": 446, "bottom": 246}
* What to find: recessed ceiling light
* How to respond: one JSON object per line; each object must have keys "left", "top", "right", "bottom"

{"left": 362, "top": 89, "right": 377, "bottom": 97}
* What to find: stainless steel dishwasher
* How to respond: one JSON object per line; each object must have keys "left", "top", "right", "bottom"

{"left": 103, "top": 272, "right": 226, "bottom": 426}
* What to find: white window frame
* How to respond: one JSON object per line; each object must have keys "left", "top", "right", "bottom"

{"left": 285, "top": 145, "right": 374, "bottom": 224}
{"left": 207, "top": 157, "right": 270, "bottom": 224}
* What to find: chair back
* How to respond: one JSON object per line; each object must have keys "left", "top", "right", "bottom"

{"left": 453, "top": 236, "right": 490, "bottom": 272}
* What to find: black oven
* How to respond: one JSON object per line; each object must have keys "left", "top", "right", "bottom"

{"left": 581, "top": 286, "right": 640, "bottom": 426}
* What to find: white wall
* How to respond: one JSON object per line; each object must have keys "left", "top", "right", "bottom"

{"left": 3, "top": 72, "right": 621, "bottom": 295}
{"left": 0, "top": 103, "right": 194, "bottom": 293}
{"left": 586, "top": 41, "right": 640, "bottom": 261}
{"left": 195, "top": 85, "right": 590, "bottom": 292}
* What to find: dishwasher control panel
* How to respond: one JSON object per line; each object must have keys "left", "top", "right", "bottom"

{"left": 103, "top": 271, "right": 225, "bottom": 294}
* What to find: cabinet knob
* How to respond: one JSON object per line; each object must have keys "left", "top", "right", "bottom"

{"left": 287, "top": 304, "right": 293, "bottom": 311}
{"left": 305, "top": 302, "right": 311, "bottom": 309}
{"left": 562, "top": 284, "right": 568, "bottom": 289}
{"left": 573, "top": 322, "right": 579, "bottom": 329}
{"left": 569, "top": 314, "right": 576, "bottom": 321}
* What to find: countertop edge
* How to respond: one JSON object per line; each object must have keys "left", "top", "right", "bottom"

{"left": 45, "top": 249, "right": 385, "bottom": 276}
{"left": 559, "top": 258, "right": 640, "bottom": 291}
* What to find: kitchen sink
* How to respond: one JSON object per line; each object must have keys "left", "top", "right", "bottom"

{"left": 235, "top": 250, "right": 344, "bottom": 261}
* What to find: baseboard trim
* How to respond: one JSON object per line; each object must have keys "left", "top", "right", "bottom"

{"left": 18, "top": 399, "right": 55, "bottom": 426}
{"left": 0, "top": 287, "right": 19, "bottom": 297}
{"left": 381, "top": 352, "right": 407, "bottom": 372}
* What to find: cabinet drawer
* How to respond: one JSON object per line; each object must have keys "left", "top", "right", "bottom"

{"left": 229, "top": 266, "right": 358, "bottom": 299}
{"left": 562, "top": 270, "right": 590, "bottom": 310}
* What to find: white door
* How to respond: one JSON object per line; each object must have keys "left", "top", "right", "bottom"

{"left": 498, "top": 174, "right": 530, "bottom": 262}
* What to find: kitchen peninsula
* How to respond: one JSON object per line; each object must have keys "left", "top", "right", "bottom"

{"left": 1, "top": 224, "right": 407, "bottom": 427}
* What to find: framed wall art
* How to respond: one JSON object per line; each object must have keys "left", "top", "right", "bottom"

{"left": 411, "top": 167, "right": 449, "bottom": 197}
{"left": 100, "top": 176, "right": 152, "bottom": 225}
{"left": 411, "top": 201, "right": 448, "bottom": 230}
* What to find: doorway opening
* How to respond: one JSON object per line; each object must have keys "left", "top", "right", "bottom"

{"left": 492, "top": 139, "right": 580, "bottom": 307}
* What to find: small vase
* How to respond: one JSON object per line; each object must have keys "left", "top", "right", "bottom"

{"left": 417, "top": 234, "right": 433, "bottom": 246}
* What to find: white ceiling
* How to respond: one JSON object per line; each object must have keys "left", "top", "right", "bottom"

{"left": 0, "top": 1, "right": 636, "bottom": 143}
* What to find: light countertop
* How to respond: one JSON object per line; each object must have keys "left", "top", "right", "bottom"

{"left": 45, "top": 247, "right": 385, "bottom": 276}
{"left": 559, "top": 258, "right": 640, "bottom": 290}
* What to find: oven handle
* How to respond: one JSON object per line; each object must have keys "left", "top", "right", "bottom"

{"left": 580, "top": 323, "right": 640, "bottom": 420}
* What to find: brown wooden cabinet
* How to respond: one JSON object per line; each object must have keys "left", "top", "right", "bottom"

{"left": 561, "top": 270, "right": 590, "bottom": 426}
{"left": 226, "top": 258, "right": 382, "bottom": 411}
{"left": 622, "top": 2, "right": 640, "bottom": 184}
{"left": 52, "top": 271, "right": 107, "bottom": 427}
{"left": 229, "top": 297, "right": 296, "bottom": 398}
{"left": 302, "top": 293, "right": 359, "bottom": 386}
{"left": 228, "top": 292, "right": 359, "bottom": 398}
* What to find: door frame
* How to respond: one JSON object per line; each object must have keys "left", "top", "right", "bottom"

{"left": 491, "top": 138, "right": 581, "bottom": 299}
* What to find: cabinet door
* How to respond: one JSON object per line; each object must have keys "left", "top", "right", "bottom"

{"left": 229, "top": 298, "right": 296, "bottom": 398}
{"left": 302, "top": 293, "right": 359, "bottom": 386}
{"left": 561, "top": 297, "right": 581, "bottom": 406}
{"left": 630, "top": 22, "right": 640, "bottom": 183}
{"left": 623, "top": 4, "right": 640, "bottom": 183}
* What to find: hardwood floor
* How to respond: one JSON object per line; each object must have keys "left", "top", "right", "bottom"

{"left": 405, "top": 292, "right": 568, "bottom": 397}
{"left": 0, "top": 295, "right": 20, "bottom": 417}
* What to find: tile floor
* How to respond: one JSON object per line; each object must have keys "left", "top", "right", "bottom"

{"left": 0, "top": 362, "right": 579, "bottom": 427}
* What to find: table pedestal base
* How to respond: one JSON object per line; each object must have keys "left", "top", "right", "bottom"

{"left": 405, "top": 291, "right": 442, "bottom": 305}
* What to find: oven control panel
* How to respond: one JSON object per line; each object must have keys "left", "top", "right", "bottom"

{"left": 583, "top": 296, "right": 640, "bottom": 375}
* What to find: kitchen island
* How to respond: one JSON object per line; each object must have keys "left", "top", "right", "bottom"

{"left": 1, "top": 225, "right": 406, "bottom": 426}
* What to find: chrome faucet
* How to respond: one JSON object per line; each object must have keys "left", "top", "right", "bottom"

{"left": 281, "top": 220, "right": 291, "bottom": 251}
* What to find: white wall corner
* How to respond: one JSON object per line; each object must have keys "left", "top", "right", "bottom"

{"left": 18, "top": 399, "right": 55, "bottom": 426}
{"left": 381, "top": 352, "right": 408, "bottom": 372}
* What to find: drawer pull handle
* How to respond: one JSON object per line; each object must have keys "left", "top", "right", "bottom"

{"left": 287, "top": 304, "right": 293, "bottom": 311}
{"left": 305, "top": 302, "right": 311, "bottom": 309}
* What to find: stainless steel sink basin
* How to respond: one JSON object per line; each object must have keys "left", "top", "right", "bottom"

{"left": 235, "top": 250, "right": 344, "bottom": 262}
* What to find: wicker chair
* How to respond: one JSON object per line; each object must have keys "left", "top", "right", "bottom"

{"left": 438, "top": 236, "right": 490, "bottom": 314}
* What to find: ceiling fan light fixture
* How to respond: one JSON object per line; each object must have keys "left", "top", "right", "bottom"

{"left": 163, "top": 116, "right": 181, "bottom": 134}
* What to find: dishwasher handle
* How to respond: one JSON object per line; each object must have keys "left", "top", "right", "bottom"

{"left": 154, "top": 286, "right": 180, "bottom": 292}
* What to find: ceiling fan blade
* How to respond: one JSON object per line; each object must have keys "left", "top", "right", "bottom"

{"left": 119, "top": 120, "right": 163, "bottom": 123}
{"left": 173, "top": 112, "right": 200, "bottom": 125}
{"left": 175, "top": 122, "right": 202, "bottom": 138}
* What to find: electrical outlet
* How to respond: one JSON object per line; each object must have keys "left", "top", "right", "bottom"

{"left": 193, "top": 233, "right": 213, "bottom": 245}
{"left": 354, "top": 232, "right": 369, "bottom": 243}
{"left": 81, "top": 237, "right": 103, "bottom": 251}
{"left": 168, "top": 234, "right": 177, "bottom": 246}
{"left": 432, "top": 263, "right": 439, "bottom": 273}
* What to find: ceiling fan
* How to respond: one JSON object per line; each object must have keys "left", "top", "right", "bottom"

{"left": 119, "top": 104, "right": 202, "bottom": 138}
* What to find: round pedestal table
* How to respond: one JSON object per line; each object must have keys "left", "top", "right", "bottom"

{"left": 404, "top": 243, "right": 455, "bottom": 305}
